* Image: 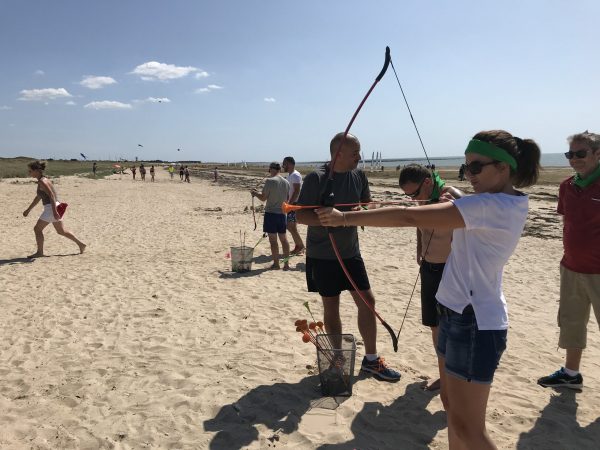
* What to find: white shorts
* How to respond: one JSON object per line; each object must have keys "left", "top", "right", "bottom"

{"left": 39, "top": 202, "right": 62, "bottom": 223}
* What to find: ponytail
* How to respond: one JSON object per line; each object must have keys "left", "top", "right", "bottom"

{"left": 512, "top": 137, "right": 540, "bottom": 188}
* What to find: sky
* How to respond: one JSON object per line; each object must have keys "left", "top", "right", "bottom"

{"left": 0, "top": 0, "right": 598, "bottom": 163}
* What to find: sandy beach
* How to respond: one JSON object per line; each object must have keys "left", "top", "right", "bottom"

{"left": 1, "top": 167, "right": 599, "bottom": 449}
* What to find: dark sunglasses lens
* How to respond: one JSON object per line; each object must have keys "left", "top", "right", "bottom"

{"left": 565, "top": 150, "right": 588, "bottom": 159}
{"left": 464, "top": 162, "right": 483, "bottom": 175}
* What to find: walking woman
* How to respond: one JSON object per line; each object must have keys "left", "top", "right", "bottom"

{"left": 23, "top": 160, "right": 86, "bottom": 258}
{"left": 316, "top": 130, "right": 540, "bottom": 449}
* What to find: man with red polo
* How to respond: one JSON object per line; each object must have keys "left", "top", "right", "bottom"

{"left": 538, "top": 131, "right": 600, "bottom": 389}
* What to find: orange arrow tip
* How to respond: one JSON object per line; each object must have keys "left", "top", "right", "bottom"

{"left": 282, "top": 202, "right": 303, "bottom": 214}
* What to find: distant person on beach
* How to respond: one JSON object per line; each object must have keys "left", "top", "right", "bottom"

{"left": 22, "top": 160, "right": 86, "bottom": 258}
{"left": 184, "top": 166, "right": 190, "bottom": 183}
{"left": 399, "top": 164, "right": 463, "bottom": 391}
{"left": 92, "top": 162, "right": 97, "bottom": 177}
{"left": 316, "top": 130, "right": 540, "bottom": 449}
{"left": 131, "top": 165, "right": 137, "bottom": 180}
{"left": 213, "top": 166, "right": 218, "bottom": 182}
{"left": 296, "top": 132, "right": 401, "bottom": 383}
{"left": 251, "top": 162, "right": 290, "bottom": 270}
{"left": 139, "top": 163, "right": 146, "bottom": 182}
{"left": 458, "top": 164, "right": 465, "bottom": 181}
{"left": 179, "top": 165, "right": 184, "bottom": 181}
{"left": 538, "top": 131, "right": 600, "bottom": 390}
{"left": 150, "top": 165, "right": 155, "bottom": 182}
{"left": 168, "top": 165, "right": 175, "bottom": 180}
{"left": 282, "top": 156, "right": 305, "bottom": 255}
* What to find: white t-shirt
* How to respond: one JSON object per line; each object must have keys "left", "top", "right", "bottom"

{"left": 287, "top": 170, "right": 302, "bottom": 201}
{"left": 435, "top": 192, "right": 529, "bottom": 330}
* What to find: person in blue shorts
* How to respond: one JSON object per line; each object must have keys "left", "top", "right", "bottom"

{"left": 251, "top": 162, "right": 291, "bottom": 270}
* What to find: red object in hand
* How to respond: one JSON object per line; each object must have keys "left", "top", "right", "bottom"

{"left": 57, "top": 202, "right": 68, "bottom": 218}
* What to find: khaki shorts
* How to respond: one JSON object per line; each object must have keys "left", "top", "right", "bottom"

{"left": 558, "top": 265, "right": 600, "bottom": 349}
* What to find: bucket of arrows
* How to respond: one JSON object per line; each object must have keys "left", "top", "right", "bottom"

{"left": 316, "top": 334, "right": 356, "bottom": 396}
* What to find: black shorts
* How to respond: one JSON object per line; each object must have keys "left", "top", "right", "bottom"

{"left": 420, "top": 260, "right": 445, "bottom": 327}
{"left": 263, "top": 212, "right": 287, "bottom": 234}
{"left": 306, "top": 256, "right": 370, "bottom": 297}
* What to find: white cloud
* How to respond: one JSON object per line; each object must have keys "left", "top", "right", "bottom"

{"left": 131, "top": 61, "right": 201, "bottom": 81}
{"left": 34, "top": 70, "right": 45, "bottom": 76}
{"left": 195, "top": 84, "right": 223, "bottom": 94}
{"left": 66, "top": 101, "right": 77, "bottom": 106}
{"left": 195, "top": 71, "right": 209, "bottom": 79}
{"left": 145, "top": 97, "right": 171, "bottom": 103}
{"left": 0, "top": 105, "right": 12, "bottom": 110}
{"left": 19, "top": 88, "right": 72, "bottom": 101}
{"left": 264, "top": 97, "right": 276, "bottom": 103}
{"left": 80, "top": 75, "right": 117, "bottom": 89}
{"left": 84, "top": 101, "right": 132, "bottom": 110}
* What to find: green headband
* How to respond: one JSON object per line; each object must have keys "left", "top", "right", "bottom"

{"left": 465, "top": 139, "right": 517, "bottom": 170}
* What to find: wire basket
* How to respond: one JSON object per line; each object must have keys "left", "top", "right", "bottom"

{"left": 316, "top": 334, "right": 356, "bottom": 396}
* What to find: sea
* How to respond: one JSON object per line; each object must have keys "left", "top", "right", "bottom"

{"left": 298, "top": 152, "right": 569, "bottom": 169}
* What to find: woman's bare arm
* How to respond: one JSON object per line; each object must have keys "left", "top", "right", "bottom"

{"left": 23, "top": 195, "right": 41, "bottom": 216}
{"left": 315, "top": 201, "right": 466, "bottom": 230}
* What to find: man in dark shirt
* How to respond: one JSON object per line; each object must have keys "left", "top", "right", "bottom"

{"left": 296, "top": 132, "right": 400, "bottom": 381}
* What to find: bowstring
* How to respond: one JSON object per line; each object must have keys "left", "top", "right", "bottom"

{"left": 388, "top": 56, "right": 437, "bottom": 342}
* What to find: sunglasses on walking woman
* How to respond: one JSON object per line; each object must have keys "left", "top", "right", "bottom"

{"left": 564, "top": 149, "right": 590, "bottom": 159}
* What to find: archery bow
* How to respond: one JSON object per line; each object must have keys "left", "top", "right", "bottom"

{"left": 251, "top": 176, "right": 268, "bottom": 231}
{"left": 323, "top": 46, "right": 399, "bottom": 352}
{"left": 388, "top": 57, "right": 439, "bottom": 343}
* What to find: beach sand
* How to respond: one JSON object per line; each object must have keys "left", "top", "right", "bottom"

{"left": 1, "top": 168, "right": 599, "bottom": 449}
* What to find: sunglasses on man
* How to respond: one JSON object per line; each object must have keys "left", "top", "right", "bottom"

{"left": 460, "top": 160, "right": 497, "bottom": 176}
{"left": 564, "top": 149, "right": 590, "bottom": 160}
{"left": 406, "top": 177, "right": 427, "bottom": 198}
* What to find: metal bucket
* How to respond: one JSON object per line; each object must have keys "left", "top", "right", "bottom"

{"left": 230, "top": 246, "right": 253, "bottom": 272}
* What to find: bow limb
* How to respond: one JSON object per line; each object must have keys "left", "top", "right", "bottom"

{"left": 324, "top": 46, "right": 398, "bottom": 352}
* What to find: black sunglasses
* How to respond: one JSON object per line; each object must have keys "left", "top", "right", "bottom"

{"left": 406, "top": 177, "right": 427, "bottom": 198}
{"left": 461, "top": 160, "right": 497, "bottom": 175}
{"left": 564, "top": 149, "right": 589, "bottom": 160}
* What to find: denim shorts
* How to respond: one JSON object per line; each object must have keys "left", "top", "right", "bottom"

{"left": 436, "top": 304, "right": 507, "bottom": 384}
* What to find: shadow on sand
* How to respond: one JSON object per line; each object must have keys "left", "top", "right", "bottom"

{"left": 517, "top": 389, "right": 600, "bottom": 449}
{"left": 204, "top": 375, "right": 336, "bottom": 449}
{"left": 318, "top": 381, "right": 445, "bottom": 449}
{"left": 0, "top": 257, "right": 36, "bottom": 266}
{"left": 218, "top": 268, "right": 272, "bottom": 279}
{"left": 204, "top": 378, "right": 445, "bottom": 450}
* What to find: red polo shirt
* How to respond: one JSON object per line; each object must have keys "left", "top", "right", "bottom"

{"left": 558, "top": 176, "right": 600, "bottom": 274}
